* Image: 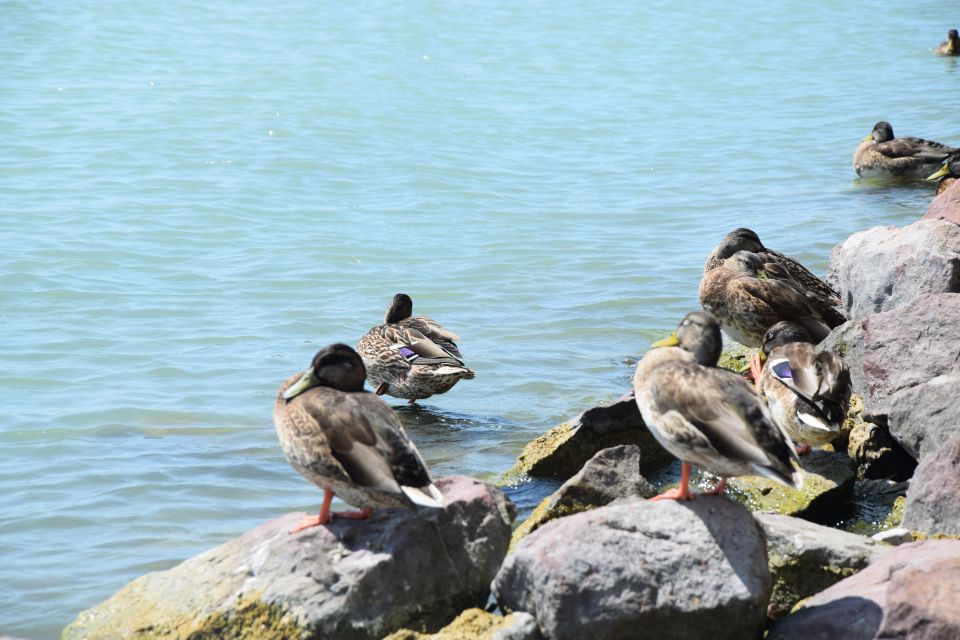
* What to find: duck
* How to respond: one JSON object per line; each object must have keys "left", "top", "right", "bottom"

{"left": 357, "top": 293, "right": 475, "bottom": 404}
{"left": 633, "top": 311, "right": 801, "bottom": 501}
{"left": 274, "top": 343, "right": 444, "bottom": 533}
{"left": 755, "top": 322, "right": 851, "bottom": 455}
{"left": 927, "top": 151, "right": 960, "bottom": 196}
{"left": 853, "top": 121, "right": 958, "bottom": 180}
{"left": 703, "top": 228, "right": 845, "bottom": 327}
{"left": 699, "top": 250, "right": 834, "bottom": 354}
{"left": 937, "top": 29, "right": 960, "bottom": 56}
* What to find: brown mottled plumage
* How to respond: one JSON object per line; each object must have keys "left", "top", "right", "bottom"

{"left": 633, "top": 311, "right": 801, "bottom": 501}
{"left": 937, "top": 29, "right": 960, "bottom": 56}
{"left": 702, "top": 228, "right": 844, "bottom": 327}
{"left": 274, "top": 344, "right": 443, "bottom": 531}
{"left": 357, "top": 294, "right": 474, "bottom": 403}
{"left": 853, "top": 121, "right": 958, "bottom": 180}
{"left": 758, "top": 322, "right": 851, "bottom": 450}
{"left": 699, "top": 251, "right": 833, "bottom": 348}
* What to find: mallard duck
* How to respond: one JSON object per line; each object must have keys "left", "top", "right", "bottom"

{"left": 703, "top": 228, "right": 845, "bottom": 327}
{"left": 853, "top": 121, "right": 958, "bottom": 179}
{"left": 357, "top": 293, "right": 475, "bottom": 404}
{"left": 754, "top": 322, "right": 851, "bottom": 455}
{"left": 633, "top": 311, "right": 801, "bottom": 501}
{"left": 274, "top": 343, "right": 444, "bottom": 533}
{"left": 699, "top": 250, "right": 833, "bottom": 352}
{"left": 937, "top": 29, "right": 960, "bottom": 56}
{"left": 927, "top": 151, "right": 960, "bottom": 196}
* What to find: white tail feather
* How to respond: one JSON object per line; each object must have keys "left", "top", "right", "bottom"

{"left": 797, "top": 411, "right": 835, "bottom": 431}
{"left": 401, "top": 483, "right": 445, "bottom": 508}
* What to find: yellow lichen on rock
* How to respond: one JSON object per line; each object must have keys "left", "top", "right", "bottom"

{"left": 383, "top": 608, "right": 531, "bottom": 640}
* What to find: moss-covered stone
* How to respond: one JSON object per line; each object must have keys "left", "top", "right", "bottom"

{"left": 728, "top": 449, "right": 855, "bottom": 521}
{"left": 383, "top": 608, "right": 535, "bottom": 640}
{"left": 716, "top": 343, "right": 758, "bottom": 374}
{"left": 186, "top": 598, "right": 301, "bottom": 640}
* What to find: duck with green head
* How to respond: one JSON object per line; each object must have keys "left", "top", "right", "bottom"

{"left": 275, "top": 343, "right": 443, "bottom": 533}
{"left": 633, "top": 311, "right": 801, "bottom": 501}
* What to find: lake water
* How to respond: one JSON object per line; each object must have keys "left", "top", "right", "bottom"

{"left": 1, "top": 1, "right": 955, "bottom": 637}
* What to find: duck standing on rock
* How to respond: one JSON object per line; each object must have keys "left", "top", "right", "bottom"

{"left": 357, "top": 293, "right": 475, "bottom": 404}
{"left": 927, "top": 151, "right": 960, "bottom": 196}
{"left": 699, "top": 250, "right": 835, "bottom": 353}
{"left": 853, "top": 121, "right": 958, "bottom": 180}
{"left": 633, "top": 311, "right": 801, "bottom": 501}
{"left": 755, "top": 322, "right": 851, "bottom": 455}
{"left": 937, "top": 29, "right": 960, "bottom": 56}
{"left": 703, "top": 227, "right": 845, "bottom": 327}
{"left": 275, "top": 343, "right": 444, "bottom": 533}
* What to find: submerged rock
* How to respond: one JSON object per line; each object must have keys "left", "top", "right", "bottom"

{"left": 769, "top": 539, "right": 960, "bottom": 640}
{"left": 63, "top": 476, "right": 515, "bottom": 640}
{"left": 493, "top": 497, "right": 771, "bottom": 640}
{"left": 902, "top": 437, "right": 960, "bottom": 536}
{"left": 500, "top": 391, "right": 668, "bottom": 482}
{"left": 827, "top": 219, "right": 960, "bottom": 320}
{"left": 384, "top": 609, "right": 540, "bottom": 640}
{"left": 510, "top": 445, "right": 655, "bottom": 548}
{"left": 727, "top": 448, "right": 855, "bottom": 521}
{"left": 755, "top": 512, "right": 890, "bottom": 617}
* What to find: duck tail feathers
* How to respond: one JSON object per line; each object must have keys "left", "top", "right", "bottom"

{"left": 401, "top": 483, "right": 445, "bottom": 509}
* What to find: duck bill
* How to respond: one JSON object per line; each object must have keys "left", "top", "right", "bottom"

{"left": 927, "top": 164, "right": 951, "bottom": 181}
{"left": 758, "top": 349, "right": 768, "bottom": 365}
{"left": 757, "top": 269, "right": 769, "bottom": 280}
{"left": 860, "top": 133, "right": 873, "bottom": 143}
{"left": 282, "top": 370, "right": 319, "bottom": 400}
{"left": 651, "top": 333, "right": 680, "bottom": 349}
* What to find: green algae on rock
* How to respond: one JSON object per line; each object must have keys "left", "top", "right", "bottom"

{"left": 383, "top": 608, "right": 538, "bottom": 640}
{"left": 727, "top": 449, "right": 855, "bottom": 520}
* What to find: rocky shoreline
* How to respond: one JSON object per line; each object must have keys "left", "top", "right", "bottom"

{"left": 64, "top": 188, "right": 960, "bottom": 639}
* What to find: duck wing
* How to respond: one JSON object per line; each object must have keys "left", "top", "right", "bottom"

{"left": 875, "top": 137, "right": 956, "bottom": 161}
{"left": 735, "top": 277, "right": 831, "bottom": 341}
{"left": 398, "top": 316, "right": 463, "bottom": 358}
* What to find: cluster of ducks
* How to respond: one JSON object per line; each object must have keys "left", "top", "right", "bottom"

{"left": 272, "top": 222, "right": 867, "bottom": 530}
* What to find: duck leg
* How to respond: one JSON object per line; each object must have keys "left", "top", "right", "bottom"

{"left": 289, "top": 489, "right": 374, "bottom": 533}
{"left": 649, "top": 462, "right": 694, "bottom": 501}
{"left": 795, "top": 444, "right": 812, "bottom": 456}
{"left": 704, "top": 477, "right": 728, "bottom": 496}
{"left": 749, "top": 354, "right": 764, "bottom": 391}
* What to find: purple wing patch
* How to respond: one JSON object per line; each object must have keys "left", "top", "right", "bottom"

{"left": 398, "top": 346, "right": 418, "bottom": 361}
{"left": 771, "top": 360, "right": 793, "bottom": 380}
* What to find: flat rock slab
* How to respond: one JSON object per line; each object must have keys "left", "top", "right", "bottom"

{"left": 827, "top": 219, "right": 960, "bottom": 320}
{"left": 500, "top": 391, "right": 669, "bottom": 482}
{"left": 888, "top": 374, "right": 960, "bottom": 461}
{"left": 755, "top": 512, "right": 890, "bottom": 616}
{"left": 769, "top": 539, "right": 960, "bottom": 640}
{"left": 728, "top": 449, "right": 855, "bottom": 521}
{"left": 510, "top": 445, "right": 656, "bottom": 549}
{"left": 902, "top": 437, "right": 960, "bottom": 536}
{"left": 493, "top": 497, "right": 771, "bottom": 640}
{"left": 63, "top": 476, "right": 515, "bottom": 640}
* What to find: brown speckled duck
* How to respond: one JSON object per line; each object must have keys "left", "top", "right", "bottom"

{"left": 274, "top": 343, "right": 443, "bottom": 533}
{"left": 633, "top": 311, "right": 801, "bottom": 501}
{"left": 937, "top": 29, "right": 960, "bottom": 56}
{"left": 853, "top": 121, "right": 957, "bottom": 180}
{"left": 699, "top": 250, "right": 834, "bottom": 352}
{"left": 357, "top": 293, "right": 475, "bottom": 404}
{"left": 756, "top": 322, "right": 851, "bottom": 455}
{"left": 702, "top": 228, "right": 844, "bottom": 328}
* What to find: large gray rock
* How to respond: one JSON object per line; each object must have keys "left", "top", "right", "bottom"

{"left": 769, "top": 540, "right": 960, "bottom": 640}
{"left": 820, "top": 320, "right": 868, "bottom": 400}
{"left": 888, "top": 375, "right": 960, "bottom": 460}
{"left": 493, "top": 497, "right": 771, "bottom": 640}
{"left": 925, "top": 179, "right": 960, "bottom": 226}
{"left": 64, "top": 476, "right": 515, "bottom": 640}
{"left": 755, "top": 513, "right": 891, "bottom": 617}
{"left": 861, "top": 293, "right": 960, "bottom": 412}
{"left": 902, "top": 437, "right": 960, "bottom": 536}
{"left": 827, "top": 220, "right": 960, "bottom": 320}
{"left": 510, "top": 445, "right": 656, "bottom": 547}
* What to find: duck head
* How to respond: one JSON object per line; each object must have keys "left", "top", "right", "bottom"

{"left": 283, "top": 343, "right": 367, "bottom": 399}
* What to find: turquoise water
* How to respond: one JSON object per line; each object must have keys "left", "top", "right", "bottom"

{"left": 1, "top": 1, "right": 954, "bottom": 637}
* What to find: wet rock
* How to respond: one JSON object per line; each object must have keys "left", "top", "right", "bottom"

{"left": 493, "top": 497, "right": 771, "bottom": 640}
{"left": 888, "top": 374, "right": 960, "bottom": 461}
{"left": 860, "top": 293, "right": 960, "bottom": 415}
{"left": 755, "top": 512, "right": 891, "bottom": 617}
{"left": 500, "top": 391, "right": 668, "bottom": 482}
{"left": 768, "top": 539, "right": 960, "bottom": 640}
{"left": 827, "top": 219, "right": 960, "bottom": 320}
{"left": 727, "top": 449, "right": 855, "bottom": 521}
{"left": 847, "top": 420, "right": 901, "bottom": 479}
{"left": 384, "top": 609, "right": 541, "bottom": 640}
{"left": 925, "top": 178, "right": 960, "bottom": 225}
{"left": 510, "top": 445, "right": 656, "bottom": 548}
{"left": 902, "top": 437, "right": 960, "bottom": 536}
{"left": 63, "top": 476, "right": 515, "bottom": 640}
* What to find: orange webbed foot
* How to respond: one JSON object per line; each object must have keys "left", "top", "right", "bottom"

{"left": 649, "top": 486, "right": 694, "bottom": 502}
{"left": 795, "top": 444, "right": 812, "bottom": 456}
{"left": 289, "top": 513, "right": 331, "bottom": 533}
{"left": 749, "top": 354, "right": 764, "bottom": 391}
{"left": 335, "top": 508, "right": 373, "bottom": 520}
